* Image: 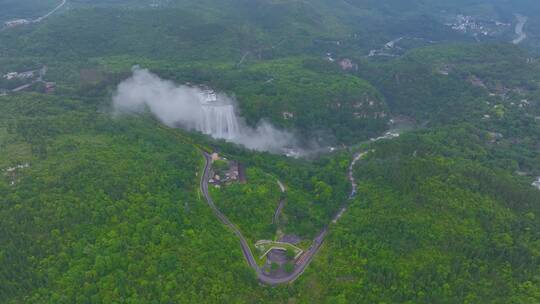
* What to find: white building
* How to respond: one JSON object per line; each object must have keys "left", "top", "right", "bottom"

{"left": 533, "top": 177, "right": 540, "bottom": 190}
{"left": 3, "top": 70, "right": 36, "bottom": 80}
{"left": 4, "top": 72, "right": 18, "bottom": 80}
{"left": 5, "top": 19, "right": 30, "bottom": 28}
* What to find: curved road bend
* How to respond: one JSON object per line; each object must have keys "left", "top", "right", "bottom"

{"left": 513, "top": 14, "right": 528, "bottom": 45}
{"left": 200, "top": 151, "right": 364, "bottom": 285}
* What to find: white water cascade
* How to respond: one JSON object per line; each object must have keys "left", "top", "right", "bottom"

{"left": 197, "top": 103, "right": 240, "bottom": 140}
{"left": 113, "top": 68, "right": 297, "bottom": 153}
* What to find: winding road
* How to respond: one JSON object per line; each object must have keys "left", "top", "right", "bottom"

{"left": 1, "top": 0, "right": 66, "bottom": 31}
{"left": 512, "top": 14, "right": 528, "bottom": 45}
{"left": 272, "top": 180, "right": 286, "bottom": 225}
{"left": 33, "top": 0, "right": 67, "bottom": 23}
{"left": 200, "top": 150, "right": 366, "bottom": 285}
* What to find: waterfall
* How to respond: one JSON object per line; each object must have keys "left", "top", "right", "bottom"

{"left": 197, "top": 103, "right": 240, "bottom": 140}
{"left": 113, "top": 68, "right": 296, "bottom": 153}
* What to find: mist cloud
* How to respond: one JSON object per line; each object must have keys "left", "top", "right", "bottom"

{"left": 113, "top": 68, "right": 298, "bottom": 153}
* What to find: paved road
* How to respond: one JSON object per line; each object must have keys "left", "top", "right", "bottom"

{"left": 1, "top": 0, "right": 66, "bottom": 32}
{"left": 200, "top": 153, "right": 259, "bottom": 271}
{"left": 272, "top": 180, "right": 286, "bottom": 225}
{"left": 272, "top": 199, "right": 285, "bottom": 225}
{"left": 33, "top": 0, "right": 67, "bottom": 23}
{"left": 200, "top": 151, "right": 364, "bottom": 284}
{"left": 513, "top": 14, "right": 528, "bottom": 45}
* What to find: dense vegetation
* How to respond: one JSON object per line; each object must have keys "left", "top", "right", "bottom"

{"left": 302, "top": 128, "right": 540, "bottom": 303}
{"left": 358, "top": 43, "right": 540, "bottom": 174}
{"left": 0, "top": 0, "right": 539, "bottom": 303}
{"left": 0, "top": 95, "right": 271, "bottom": 303}
{"left": 210, "top": 150, "right": 351, "bottom": 242}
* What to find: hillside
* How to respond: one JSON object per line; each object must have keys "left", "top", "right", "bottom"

{"left": 0, "top": 0, "right": 539, "bottom": 303}
{"left": 304, "top": 127, "right": 540, "bottom": 303}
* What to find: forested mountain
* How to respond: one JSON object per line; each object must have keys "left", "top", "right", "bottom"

{"left": 1, "top": 0, "right": 539, "bottom": 303}
{"left": 313, "top": 127, "right": 540, "bottom": 303}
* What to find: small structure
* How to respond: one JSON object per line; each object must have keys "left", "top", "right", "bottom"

{"left": 468, "top": 75, "right": 486, "bottom": 88}
{"left": 44, "top": 82, "right": 56, "bottom": 94}
{"left": 339, "top": 58, "right": 358, "bottom": 71}
{"left": 487, "top": 132, "right": 503, "bottom": 144}
{"left": 223, "top": 161, "right": 246, "bottom": 184}
{"left": 282, "top": 112, "right": 294, "bottom": 120}
{"left": 202, "top": 89, "right": 217, "bottom": 103}
{"left": 325, "top": 53, "right": 335, "bottom": 62}
{"left": 225, "top": 161, "right": 239, "bottom": 181}
{"left": 533, "top": 177, "right": 540, "bottom": 190}
{"left": 3, "top": 70, "right": 39, "bottom": 80}
{"left": 4, "top": 163, "right": 30, "bottom": 186}
{"left": 438, "top": 65, "right": 451, "bottom": 76}
{"left": 209, "top": 155, "right": 247, "bottom": 185}
{"left": 4, "top": 19, "right": 30, "bottom": 28}
{"left": 19, "top": 71, "right": 35, "bottom": 78}
{"left": 3, "top": 72, "right": 18, "bottom": 80}
{"left": 519, "top": 99, "right": 530, "bottom": 108}
{"left": 5, "top": 163, "right": 30, "bottom": 173}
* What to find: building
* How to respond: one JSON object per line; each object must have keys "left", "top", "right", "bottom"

{"left": 226, "top": 162, "right": 238, "bottom": 180}
{"left": 282, "top": 112, "right": 294, "bottom": 120}
{"left": 3, "top": 72, "right": 18, "bottom": 80}
{"left": 533, "top": 177, "right": 540, "bottom": 190}
{"left": 4, "top": 19, "right": 30, "bottom": 28}
{"left": 339, "top": 59, "right": 358, "bottom": 71}
{"left": 19, "top": 71, "right": 35, "bottom": 78}
{"left": 202, "top": 89, "right": 217, "bottom": 103}
{"left": 210, "top": 159, "right": 247, "bottom": 185}
{"left": 3, "top": 70, "right": 37, "bottom": 80}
